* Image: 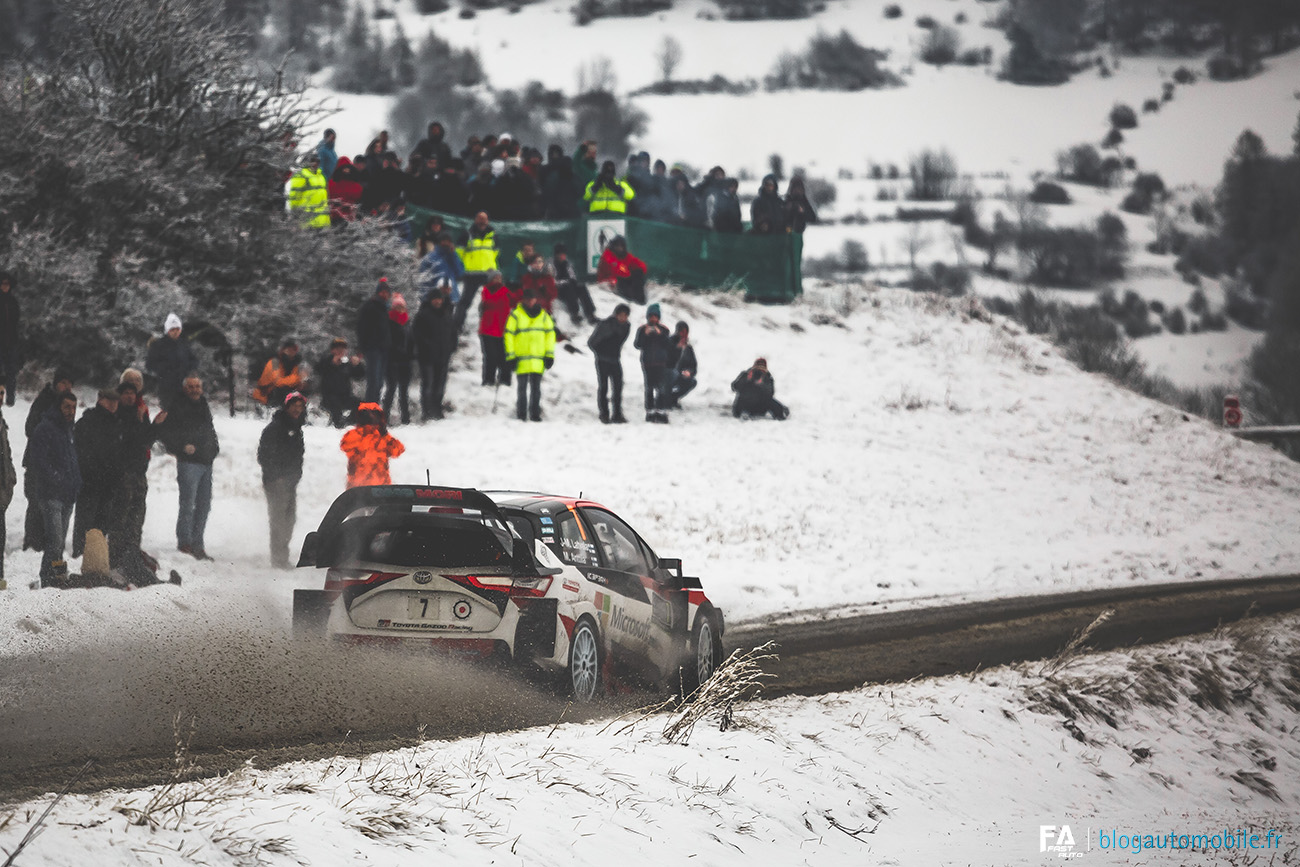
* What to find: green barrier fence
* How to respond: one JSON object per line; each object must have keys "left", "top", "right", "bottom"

{"left": 406, "top": 207, "right": 802, "bottom": 303}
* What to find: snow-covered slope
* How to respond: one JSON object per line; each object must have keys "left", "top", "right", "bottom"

{"left": 2, "top": 282, "right": 1298, "bottom": 661}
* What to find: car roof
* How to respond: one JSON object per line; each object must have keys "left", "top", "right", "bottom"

{"left": 483, "top": 490, "right": 601, "bottom": 511}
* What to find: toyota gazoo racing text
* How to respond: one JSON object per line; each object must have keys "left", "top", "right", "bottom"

{"left": 292, "top": 485, "right": 725, "bottom": 702}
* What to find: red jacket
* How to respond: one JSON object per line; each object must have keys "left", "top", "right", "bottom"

{"left": 597, "top": 248, "right": 647, "bottom": 283}
{"left": 521, "top": 271, "right": 558, "bottom": 314}
{"left": 328, "top": 157, "right": 364, "bottom": 223}
{"left": 478, "top": 283, "right": 520, "bottom": 337}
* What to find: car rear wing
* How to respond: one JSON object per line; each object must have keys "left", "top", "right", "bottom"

{"left": 297, "top": 485, "right": 510, "bottom": 568}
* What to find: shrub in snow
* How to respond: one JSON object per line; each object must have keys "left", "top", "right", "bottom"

{"left": 719, "top": 0, "right": 812, "bottom": 21}
{"left": 842, "top": 240, "right": 869, "bottom": 272}
{"left": 459, "top": 6, "right": 476, "bottom": 17}
{"left": 920, "top": 25, "right": 961, "bottom": 65}
{"left": 802, "top": 176, "right": 838, "bottom": 208}
{"left": 1206, "top": 53, "right": 1257, "bottom": 82}
{"left": 1056, "top": 143, "right": 1119, "bottom": 187}
{"left": 1224, "top": 281, "right": 1269, "bottom": 329}
{"left": 1187, "top": 289, "right": 1209, "bottom": 315}
{"left": 954, "top": 11, "right": 966, "bottom": 24}
{"left": 765, "top": 31, "right": 900, "bottom": 91}
{"left": 1142, "top": 98, "right": 1160, "bottom": 114}
{"left": 1109, "top": 103, "right": 1138, "bottom": 130}
{"left": 908, "top": 148, "right": 959, "bottom": 201}
{"left": 1015, "top": 216, "right": 1127, "bottom": 287}
{"left": 1000, "top": 24, "right": 1072, "bottom": 85}
{"left": 1164, "top": 307, "right": 1187, "bottom": 335}
{"left": 1175, "top": 235, "right": 1231, "bottom": 279}
{"left": 1161, "top": 82, "right": 1175, "bottom": 102}
{"left": 1199, "top": 310, "right": 1228, "bottom": 331}
{"left": 1173, "top": 66, "right": 1196, "bottom": 84}
{"left": 372, "top": 0, "right": 395, "bottom": 19}
{"left": 417, "top": 0, "right": 451, "bottom": 10}
{"left": 1120, "top": 172, "right": 1166, "bottom": 215}
{"left": 959, "top": 46, "right": 992, "bottom": 66}
{"left": 883, "top": 3, "right": 902, "bottom": 18}
{"left": 1029, "top": 181, "right": 1071, "bottom": 205}
{"left": 916, "top": 14, "right": 936, "bottom": 28}
{"left": 1101, "top": 128, "right": 1124, "bottom": 149}
{"left": 910, "top": 262, "right": 971, "bottom": 296}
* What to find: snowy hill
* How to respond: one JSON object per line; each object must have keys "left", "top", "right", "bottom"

{"left": 2, "top": 282, "right": 1298, "bottom": 659}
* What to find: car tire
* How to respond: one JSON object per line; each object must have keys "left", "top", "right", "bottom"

{"left": 567, "top": 618, "right": 603, "bottom": 703}
{"left": 680, "top": 612, "right": 722, "bottom": 698}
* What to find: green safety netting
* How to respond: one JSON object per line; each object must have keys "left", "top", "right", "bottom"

{"left": 405, "top": 207, "right": 802, "bottom": 303}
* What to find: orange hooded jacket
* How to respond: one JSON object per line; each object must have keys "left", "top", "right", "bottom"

{"left": 340, "top": 425, "right": 405, "bottom": 488}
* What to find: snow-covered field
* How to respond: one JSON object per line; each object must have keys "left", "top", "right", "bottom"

{"left": 4, "top": 612, "right": 1296, "bottom": 865}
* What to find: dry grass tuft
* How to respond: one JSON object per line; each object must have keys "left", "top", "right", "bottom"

{"left": 661, "top": 642, "right": 778, "bottom": 745}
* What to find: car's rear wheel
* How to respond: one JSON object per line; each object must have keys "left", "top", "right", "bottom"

{"left": 681, "top": 613, "right": 722, "bottom": 698}
{"left": 568, "top": 618, "right": 602, "bottom": 702}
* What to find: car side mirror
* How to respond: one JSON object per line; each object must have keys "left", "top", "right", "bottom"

{"left": 296, "top": 531, "right": 319, "bottom": 568}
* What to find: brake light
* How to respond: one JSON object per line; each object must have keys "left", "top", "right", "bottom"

{"left": 509, "top": 576, "right": 553, "bottom": 599}
{"left": 325, "top": 568, "right": 373, "bottom": 590}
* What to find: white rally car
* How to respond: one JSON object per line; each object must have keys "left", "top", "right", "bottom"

{"left": 292, "top": 485, "right": 725, "bottom": 702}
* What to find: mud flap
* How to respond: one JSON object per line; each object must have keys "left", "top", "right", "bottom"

{"left": 292, "top": 589, "right": 334, "bottom": 638}
{"left": 514, "top": 598, "right": 558, "bottom": 662}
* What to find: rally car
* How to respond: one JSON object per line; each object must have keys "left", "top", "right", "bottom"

{"left": 292, "top": 485, "right": 725, "bottom": 702}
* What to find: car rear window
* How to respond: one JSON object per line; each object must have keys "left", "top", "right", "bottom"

{"left": 332, "top": 516, "right": 512, "bottom": 568}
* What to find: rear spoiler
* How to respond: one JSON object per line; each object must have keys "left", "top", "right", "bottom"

{"left": 297, "top": 485, "right": 508, "bottom": 568}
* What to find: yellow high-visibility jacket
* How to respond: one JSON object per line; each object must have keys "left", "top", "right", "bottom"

{"left": 584, "top": 178, "right": 636, "bottom": 214}
{"left": 458, "top": 228, "right": 498, "bottom": 273}
{"left": 287, "top": 167, "right": 329, "bottom": 228}
{"left": 504, "top": 305, "right": 556, "bottom": 375}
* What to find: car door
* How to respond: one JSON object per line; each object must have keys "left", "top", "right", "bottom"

{"left": 577, "top": 507, "right": 660, "bottom": 658}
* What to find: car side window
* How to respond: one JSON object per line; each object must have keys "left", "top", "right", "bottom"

{"left": 582, "top": 509, "right": 650, "bottom": 574}
{"left": 553, "top": 510, "right": 597, "bottom": 567}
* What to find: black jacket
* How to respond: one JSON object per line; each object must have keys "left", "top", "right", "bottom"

{"left": 587, "top": 315, "right": 630, "bottom": 363}
{"left": 29, "top": 406, "right": 80, "bottom": 504}
{"left": 388, "top": 316, "right": 415, "bottom": 374}
{"left": 317, "top": 351, "right": 363, "bottom": 411}
{"left": 633, "top": 322, "right": 672, "bottom": 367}
{"left": 74, "top": 404, "right": 123, "bottom": 491}
{"left": 0, "top": 291, "right": 19, "bottom": 351}
{"left": 117, "top": 401, "right": 153, "bottom": 475}
{"left": 750, "top": 175, "right": 788, "bottom": 234}
{"left": 668, "top": 341, "right": 698, "bottom": 377}
{"left": 356, "top": 296, "right": 392, "bottom": 353}
{"left": 257, "top": 407, "right": 305, "bottom": 485}
{"left": 429, "top": 173, "right": 471, "bottom": 216}
{"left": 145, "top": 335, "right": 200, "bottom": 407}
{"left": 156, "top": 395, "right": 219, "bottom": 466}
{"left": 784, "top": 192, "right": 818, "bottom": 233}
{"left": 707, "top": 190, "right": 743, "bottom": 233}
{"left": 732, "top": 367, "right": 775, "bottom": 402}
{"left": 413, "top": 298, "right": 457, "bottom": 364}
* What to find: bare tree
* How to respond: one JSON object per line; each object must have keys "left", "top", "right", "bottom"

{"left": 577, "top": 55, "right": 617, "bottom": 94}
{"left": 900, "top": 222, "right": 933, "bottom": 273}
{"left": 655, "top": 35, "right": 682, "bottom": 83}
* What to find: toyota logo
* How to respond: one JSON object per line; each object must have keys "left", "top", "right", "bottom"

{"left": 452, "top": 600, "right": 472, "bottom": 620}
{"left": 413, "top": 570, "right": 433, "bottom": 584}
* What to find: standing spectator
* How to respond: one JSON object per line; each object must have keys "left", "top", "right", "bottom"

{"left": 288, "top": 151, "right": 330, "bottom": 228}
{"left": 633, "top": 303, "right": 672, "bottom": 424}
{"left": 707, "top": 179, "right": 743, "bottom": 233}
{"left": 315, "top": 129, "right": 339, "bottom": 185}
{"left": 418, "top": 231, "right": 465, "bottom": 305}
{"left": 257, "top": 392, "right": 306, "bottom": 569}
{"left": 625, "top": 152, "right": 653, "bottom": 211}
{"left": 22, "top": 370, "right": 74, "bottom": 550}
{"left": 340, "top": 403, "right": 405, "bottom": 488}
{"left": 461, "top": 135, "right": 486, "bottom": 175}
{"left": 587, "top": 303, "right": 630, "bottom": 424}
{"left": 553, "top": 243, "right": 598, "bottom": 326}
{"left": 356, "top": 279, "right": 392, "bottom": 404}
{"left": 750, "top": 174, "right": 788, "bottom": 234}
{"left": 784, "top": 175, "right": 820, "bottom": 233}
{"left": 584, "top": 160, "right": 636, "bottom": 214}
{"left": 668, "top": 175, "right": 705, "bottom": 228}
{"left": 666, "top": 321, "right": 698, "bottom": 408}
{"left": 639, "top": 159, "right": 672, "bottom": 221}
{"left": 29, "top": 390, "right": 80, "bottom": 585}
{"left": 695, "top": 165, "right": 727, "bottom": 203}
{"left": 456, "top": 211, "right": 499, "bottom": 331}
{"left": 252, "top": 338, "right": 306, "bottom": 408}
{"left": 573, "top": 140, "right": 599, "bottom": 195}
{"left": 521, "top": 255, "right": 559, "bottom": 317}
{"left": 541, "top": 155, "right": 581, "bottom": 219}
{"left": 414, "top": 291, "right": 456, "bottom": 421}
{"left": 317, "top": 337, "right": 363, "bottom": 428}
{"left": 415, "top": 215, "right": 446, "bottom": 258}
{"left": 430, "top": 158, "right": 471, "bottom": 216}
{"left": 467, "top": 162, "right": 499, "bottom": 217}
{"left": 504, "top": 288, "right": 556, "bottom": 423}
{"left": 113, "top": 370, "right": 155, "bottom": 586}
{"left": 596, "top": 236, "right": 649, "bottom": 305}
{"left": 412, "top": 121, "right": 453, "bottom": 167}
{"left": 478, "top": 271, "right": 516, "bottom": 388}
{"left": 0, "top": 273, "right": 20, "bottom": 405}
{"left": 71, "top": 388, "right": 121, "bottom": 559}
{"left": 0, "top": 386, "right": 16, "bottom": 589}
{"left": 496, "top": 156, "right": 541, "bottom": 220}
{"left": 383, "top": 294, "right": 415, "bottom": 426}
{"left": 404, "top": 155, "right": 437, "bottom": 209}
{"left": 328, "top": 157, "right": 365, "bottom": 225}
{"left": 731, "top": 357, "right": 790, "bottom": 419}
{"left": 153, "top": 375, "right": 219, "bottom": 560}
{"left": 146, "top": 313, "right": 199, "bottom": 411}
{"left": 506, "top": 240, "right": 538, "bottom": 290}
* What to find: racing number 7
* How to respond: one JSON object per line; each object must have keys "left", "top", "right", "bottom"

{"left": 419, "top": 598, "right": 430, "bottom": 617}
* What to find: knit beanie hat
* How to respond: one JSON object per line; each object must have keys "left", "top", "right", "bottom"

{"left": 646, "top": 303, "right": 661, "bottom": 320}
{"left": 753, "top": 357, "right": 768, "bottom": 370}
{"left": 119, "top": 368, "right": 144, "bottom": 393}
{"left": 164, "top": 313, "right": 182, "bottom": 332}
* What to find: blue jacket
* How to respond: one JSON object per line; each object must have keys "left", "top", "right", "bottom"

{"left": 417, "top": 246, "right": 465, "bottom": 304}
{"left": 315, "top": 138, "right": 338, "bottom": 183}
{"left": 29, "top": 405, "right": 80, "bottom": 504}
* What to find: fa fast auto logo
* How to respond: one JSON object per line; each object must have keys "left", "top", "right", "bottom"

{"left": 1040, "top": 825, "right": 1084, "bottom": 860}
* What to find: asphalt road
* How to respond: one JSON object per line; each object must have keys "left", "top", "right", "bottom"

{"left": 2, "top": 573, "right": 1298, "bottom": 803}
